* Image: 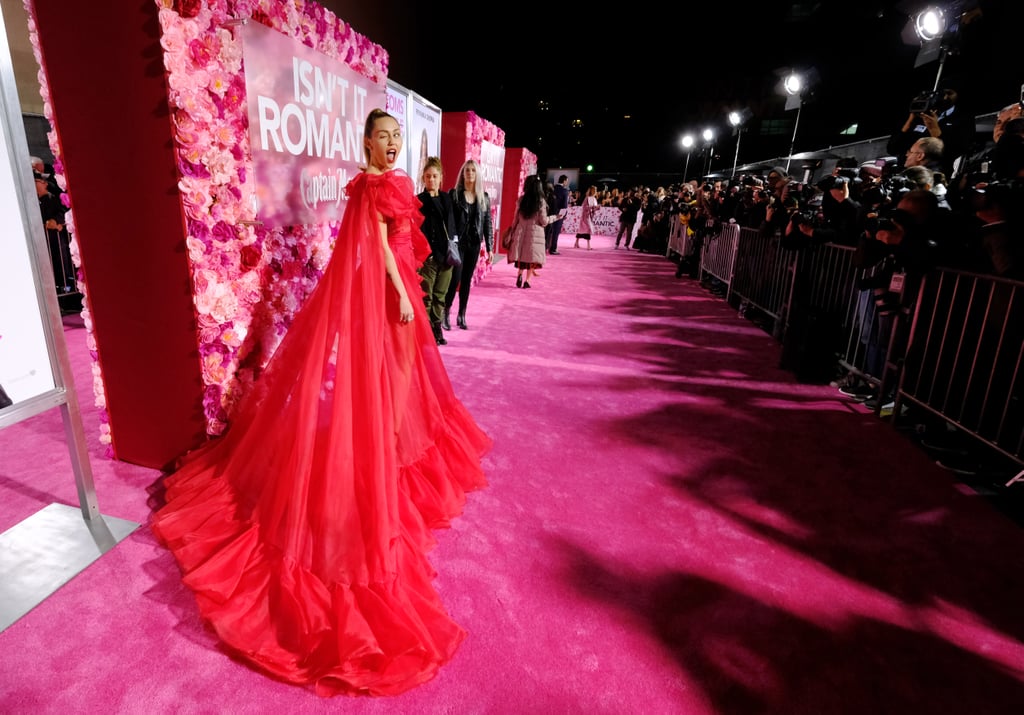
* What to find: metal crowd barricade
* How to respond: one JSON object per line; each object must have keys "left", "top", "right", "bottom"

{"left": 728, "top": 227, "right": 795, "bottom": 329}
{"left": 666, "top": 214, "right": 690, "bottom": 258}
{"left": 699, "top": 221, "right": 740, "bottom": 296}
{"left": 46, "top": 227, "right": 77, "bottom": 296}
{"left": 674, "top": 221, "right": 1024, "bottom": 474}
{"left": 698, "top": 228, "right": 871, "bottom": 380}
{"left": 800, "top": 242, "right": 858, "bottom": 321}
{"left": 897, "top": 268, "right": 1024, "bottom": 466}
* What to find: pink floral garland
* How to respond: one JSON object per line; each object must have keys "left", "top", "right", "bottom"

{"left": 463, "top": 110, "right": 505, "bottom": 157}
{"left": 24, "top": 0, "right": 388, "bottom": 446}
{"left": 519, "top": 149, "right": 538, "bottom": 197}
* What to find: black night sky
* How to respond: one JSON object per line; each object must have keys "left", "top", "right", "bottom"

{"left": 329, "top": 1, "right": 1023, "bottom": 179}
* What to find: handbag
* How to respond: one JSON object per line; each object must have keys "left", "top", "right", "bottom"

{"left": 501, "top": 215, "right": 520, "bottom": 250}
{"left": 441, "top": 215, "right": 461, "bottom": 268}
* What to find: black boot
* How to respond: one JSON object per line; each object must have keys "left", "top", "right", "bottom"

{"left": 442, "top": 308, "right": 451, "bottom": 331}
{"left": 432, "top": 323, "right": 447, "bottom": 345}
{"left": 457, "top": 313, "right": 467, "bottom": 330}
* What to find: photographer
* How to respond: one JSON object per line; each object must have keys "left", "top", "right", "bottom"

{"left": 887, "top": 87, "right": 974, "bottom": 178}
{"left": 759, "top": 167, "right": 792, "bottom": 236}
{"left": 809, "top": 171, "right": 863, "bottom": 247}
{"left": 951, "top": 101, "right": 1024, "bottom": 210}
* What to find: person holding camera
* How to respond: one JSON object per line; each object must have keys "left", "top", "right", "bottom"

{"left": 887, "top": 87, "right": 974, "bottom": 178}
{"left": 950, "top": 101, "right": 1024, "bottom": 210}
{"left": 759, "top": 167, "right": 795, "bottom": 237}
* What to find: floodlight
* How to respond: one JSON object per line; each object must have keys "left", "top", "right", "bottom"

{"left": 681, "top": 134, "right": 695, "bottom": 181}
{"left": 728, "top": 108, "right": 753, "bottom": 127}
{"left": 915, "top": 7, "right": 945, "bottom": 41}
{"left": 702, "top": 128, "right": 714, "bottom": 143}
{"left": 727, "top": 109, "right": 753, "bottom": 178}
{"left": 784, "top": 73, "right": 803, "bottom": 96}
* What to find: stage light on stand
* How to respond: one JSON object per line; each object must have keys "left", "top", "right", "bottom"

{"left": 778, "top": 69, "right": 818, "bottom": 174}
{"left": 681, "top": 134, "right": 695, "bottom": 182}
{"left": 727, "top": 108, "right": 753, "bottom": 180}
{"left": 903, "top": 3, "right": 962, "bottom": 90}
{"left": 702, "top": 127, "right": 715, "bottom": 177}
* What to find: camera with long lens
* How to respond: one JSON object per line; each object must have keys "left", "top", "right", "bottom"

{"left": 908, "top": 89, "right": 945, "bottom": 114}
{"left": 863, "top": 216, "right": 898, "bottom": 236}
{"left": 816, "top": 175, "right": 849, "bottom": 191}
{"left": 789, "top": 207, "right": 819, "bottom": 229}
{"left": 860, "top": 174, "right": 914, "bottom": 206}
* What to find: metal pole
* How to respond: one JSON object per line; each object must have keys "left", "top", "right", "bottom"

{"left": 704, "top": 145, "right": 714, "bottom": 177}
{"left": 731, "top": 127, "right": 743, "bottom": 179}
{"left": 785, "top": 102, "right": 803, "bottom": 175}
{"left": 932, "top": 47, "right": 947, "bottom": 91}
{"left": 683, "top": 152, "right": 691, "bottom": 182}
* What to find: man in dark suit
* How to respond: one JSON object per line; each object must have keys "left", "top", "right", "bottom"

{"left": 548, "top": 174, "right": 570, "bottom": 255}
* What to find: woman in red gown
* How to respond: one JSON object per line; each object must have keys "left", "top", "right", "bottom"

{"left": 151, "top": 109, "right": 490, "bottom": 697}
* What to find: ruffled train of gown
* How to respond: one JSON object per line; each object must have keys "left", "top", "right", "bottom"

{"left": 151, "top": 170, "right": 489, "bottom": 697}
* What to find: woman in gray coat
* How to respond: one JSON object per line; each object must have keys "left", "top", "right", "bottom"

{"left": 510, "top": 175, "right": 559, "bottom": 288}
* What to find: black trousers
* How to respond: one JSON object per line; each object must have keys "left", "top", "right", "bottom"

{"left": 444, "top": 239, "right": 482, "bottom": 316}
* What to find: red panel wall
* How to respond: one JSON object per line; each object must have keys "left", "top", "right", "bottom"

{"left": 30, "top": 1, "right": 206, "bottom": 468}
{"left": 440, "top": 112, "right": 468, "bottom": 193}
{"left": 499, "top": 148, "right": 530, "bottom": 256}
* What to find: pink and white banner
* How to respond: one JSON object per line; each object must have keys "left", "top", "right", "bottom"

{"left": 478, "top": 140, "right": 505, "bottom": 244}
{"left": 240, "top": 21, "right": 385, "bottom": 229}
{"left": 385, "top": 82, "right": 410, "bottom": 177}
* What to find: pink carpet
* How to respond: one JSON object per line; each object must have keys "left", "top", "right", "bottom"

{"left": 3, "top": 233, "right": 1024, "bottom": 714}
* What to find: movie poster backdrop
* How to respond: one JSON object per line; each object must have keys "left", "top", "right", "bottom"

{"left": 240, "top": 21, "right": 386, "bottom": 229}
{"left": 410, "top": 95, "right": 442, "bottom": 195}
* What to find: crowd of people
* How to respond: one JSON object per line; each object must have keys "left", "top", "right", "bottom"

{"left": 528, "top": 91, "right": 1024, "bottom": 289}
{"left": 486, "top": 91, "right": 1024, "bottom": 414}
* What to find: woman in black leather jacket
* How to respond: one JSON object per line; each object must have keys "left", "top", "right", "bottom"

{"left": 444, "top": 159, "right": 493, "bottom": 330}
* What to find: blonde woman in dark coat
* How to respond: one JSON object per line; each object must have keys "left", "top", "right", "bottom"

{"left": 510, "top": 175, "right": 559, "bottom": 288}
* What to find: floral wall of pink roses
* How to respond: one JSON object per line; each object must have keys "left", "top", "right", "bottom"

{"left": 25, "top": 0, "right": 389, "bottom": 446}
{"left": 460, "top": 111, "right": 505, "bottom": 284}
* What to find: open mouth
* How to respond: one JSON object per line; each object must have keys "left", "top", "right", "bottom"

{"left": 386, "top": 149, "right": 397, "bottom": 164}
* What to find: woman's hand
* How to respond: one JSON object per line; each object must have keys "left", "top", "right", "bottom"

{"left": 399, "top": 295, "right": 415, "bottom": 324}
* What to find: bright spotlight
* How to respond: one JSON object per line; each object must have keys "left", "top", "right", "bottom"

{"left": 915, "top": 7, "right": 945, "bottom": 41}
{"left": 702, "top": 128, "right": 714, "bottom": 142}
{"left": 784, "top": 73, "right": 803, "bottom": 96}
{"left": 681, "top": 134, "right": 694, "bottom": 149}
{"left": 728, "top": 108, "right": 753, "bottom": 128}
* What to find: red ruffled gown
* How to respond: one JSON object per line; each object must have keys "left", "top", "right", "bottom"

{"left": 151, "top": 169, "right": 491, "bottom": 697}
